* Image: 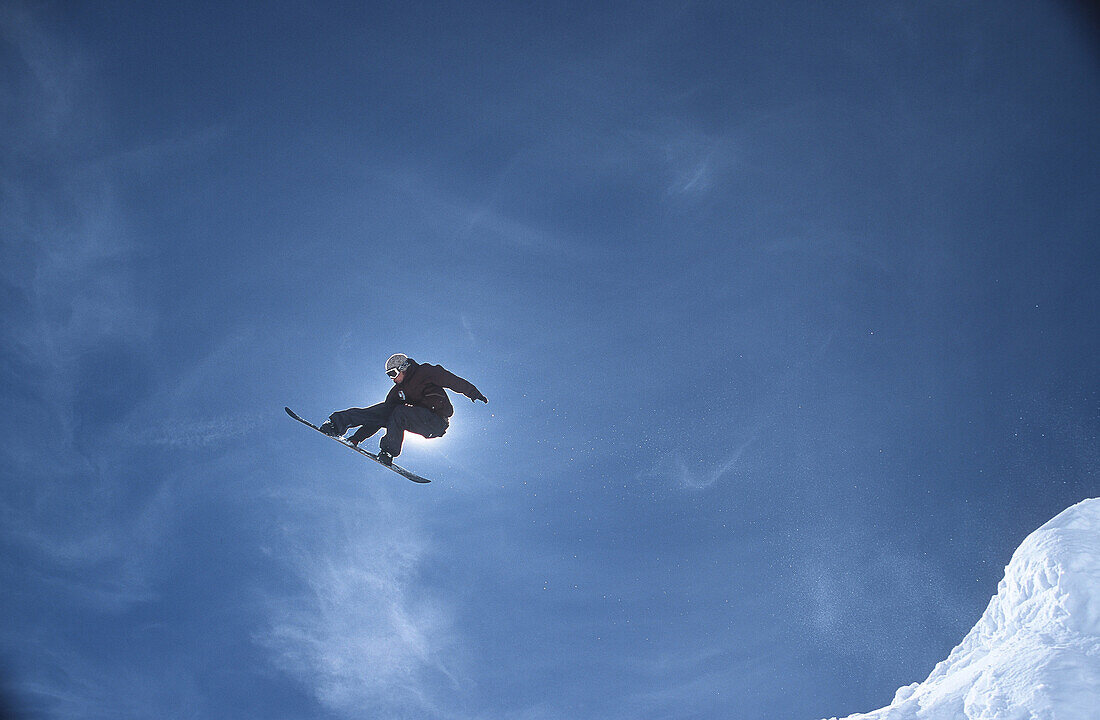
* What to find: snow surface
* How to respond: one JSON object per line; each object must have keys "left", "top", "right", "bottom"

{"left": 825, "top": 498, "right": 1100, "bottom": 720}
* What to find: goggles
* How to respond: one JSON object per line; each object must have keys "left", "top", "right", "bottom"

{"left": 387, "top": 367, "right": 402, "bottom": 378}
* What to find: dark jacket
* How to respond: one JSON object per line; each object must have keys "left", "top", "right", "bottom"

{"left": 385, "top": 359, "right": 483, "bottom": 419}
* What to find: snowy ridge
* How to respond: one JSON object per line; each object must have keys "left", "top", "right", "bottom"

{"left": 826, "top": 498, "right": 1100, "bottom": 720}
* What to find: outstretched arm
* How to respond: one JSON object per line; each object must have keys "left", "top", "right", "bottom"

{"left": 432, "top": 365, "right": 487, "bottom": 403}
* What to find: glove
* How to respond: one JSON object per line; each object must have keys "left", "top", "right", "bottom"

{"left": 472, "top": 392, "right": 488, "bottom": 404}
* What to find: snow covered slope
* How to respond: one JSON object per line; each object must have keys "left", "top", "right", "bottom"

{"left": 826, "top": 498, "right": 1100, "bottom": 720}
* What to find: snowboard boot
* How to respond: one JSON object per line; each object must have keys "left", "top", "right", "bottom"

{"left": 377, "top": 449, "right": 394, "bottom": 466}
{"left": 319, "top": 420, "right": 340, "bottom": 437}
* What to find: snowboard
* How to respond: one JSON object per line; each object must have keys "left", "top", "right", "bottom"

{"left": 284, "top": 407, "right": 431, "bottom": 484}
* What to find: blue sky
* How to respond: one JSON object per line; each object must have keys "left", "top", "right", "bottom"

{"left": 1, "top": 1, "right": 1098, "bottom": 718}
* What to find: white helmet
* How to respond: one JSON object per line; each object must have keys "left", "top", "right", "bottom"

{"left": 385, "top": 353, "right": 411, "bottom": 377}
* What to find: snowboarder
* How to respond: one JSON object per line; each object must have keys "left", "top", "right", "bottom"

{"left": 318, "top": 354, "right": 487, "bottom": 466}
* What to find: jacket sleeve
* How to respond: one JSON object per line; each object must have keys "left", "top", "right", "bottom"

{"left": 429, "top": 365, "right": 483, "bottom": 401}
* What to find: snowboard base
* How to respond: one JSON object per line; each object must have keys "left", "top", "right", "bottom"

{"left": 285, "top": 407, "right": 431, "bottom": 484}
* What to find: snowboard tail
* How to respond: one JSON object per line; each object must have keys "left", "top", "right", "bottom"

{"left": 284, "top": 406, "right": 431, "bottom": 484}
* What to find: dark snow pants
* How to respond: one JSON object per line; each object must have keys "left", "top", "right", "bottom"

{"left": 328, "top": 403, "right": 448, "bottom": 456}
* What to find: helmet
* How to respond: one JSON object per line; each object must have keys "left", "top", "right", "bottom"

{"left": 385, "top": 353, "right": 411, "bottom": 376}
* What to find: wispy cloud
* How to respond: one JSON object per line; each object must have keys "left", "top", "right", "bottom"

{"left": 135, "top": 414, "right": 264, "bottom": 448}
{"left": 9, "top": 643, "right": 206, "bottom": 720}
{"left": 1, "top": 4, "right": 152, "bottom": 442}
{"left": 642, "top": 329, "right": 835, "bottom": 491}
{"left": 0, "top": 13, "right": 181, "bottom": 712}
{"left": 792, "top": 522, "right": 974, "bottom": 665}
{"left": 644, "top": 433, "right": 760, "bottom": 490}
{"left": 620, "top": 654, "right": 776, "bottom": 720}
{"left": 657, "top": 127, "right": 732, "bottom": 198}
{"left": 111, "top": 330, "right": 271, "bottom": 448}
{"left": 3, "top": 468, "right": 181, "bottom": 612}
{"left": 377, "top": 169, "right": 597, "bottom": 263}
{"left": 0, "top": 4, "right": 89, "bottom": 138}
{"left": 260, "top": 498, "right": 464, "bottom": 718}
